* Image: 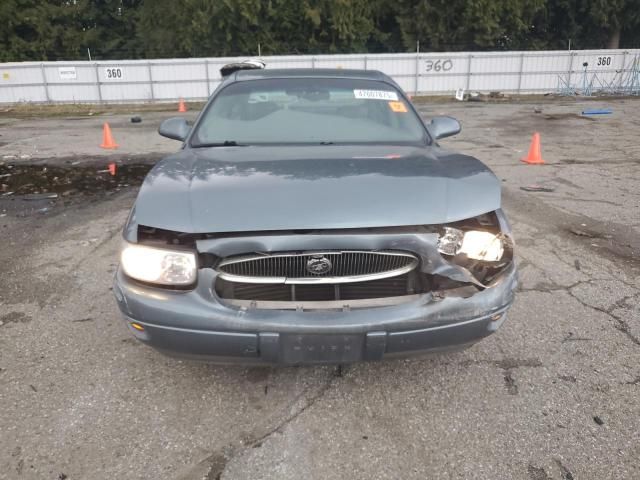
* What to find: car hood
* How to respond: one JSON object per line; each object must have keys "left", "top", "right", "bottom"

{"left": 133, "top": 145, "right": 500, "bottom": 233}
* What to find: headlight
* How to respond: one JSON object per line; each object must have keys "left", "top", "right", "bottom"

{"left": 120, "top": 242, "right": 197, "bottom": 286}
{"left": 438, "top": 227, "right": 504, "bottom": 261}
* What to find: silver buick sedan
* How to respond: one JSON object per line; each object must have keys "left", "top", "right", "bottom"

{"left": 113, "top": 66, "right": 517, "bottom": 364}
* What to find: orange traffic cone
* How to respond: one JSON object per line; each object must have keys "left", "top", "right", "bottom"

{"left": 521, "top": 132, "right": 545, "bottom": 164}
{"left": 178, "top": 98, "right": 187, "bottom": 113}
{"left": 100, "top": 123, "right": 118, "bottom": 149}
{"left": 108, "top": 162, "right": 117, "bottom": 176}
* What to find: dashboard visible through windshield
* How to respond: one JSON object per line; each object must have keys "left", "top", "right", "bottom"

{"left": 191, "top": 78, "right": 428, "bottom": 147}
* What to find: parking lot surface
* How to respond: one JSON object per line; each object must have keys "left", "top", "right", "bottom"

{"left": 0, "top": 98, "right": 639, "bottom": 480}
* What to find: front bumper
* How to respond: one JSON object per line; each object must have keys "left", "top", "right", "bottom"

{"left": 113, "top": 264, "right": 517, "bottom": 365}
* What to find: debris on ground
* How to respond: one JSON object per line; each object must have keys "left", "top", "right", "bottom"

{"left": 574, "top": 259, "right": 581, "bottom": 270}
{"left": 554, "top": 459, "right": 575, "bottom": 480}
{"left": 80, "top": 238, "right": 99, "bottom": 247}
{"left": 527, "top": 464, "right": 550, "bottom": 480}
{"left": 520, "top": 185, "right": 555, "bottom": 192}
{"left": 131, "top": 116, "right": 142, "bottom": 123}
{"left": 543, "top": 113, "right": 596, "bottom": 121}
{"left": 569, "top": 228, "right": 595, "bottom": 238}
{"left": 582, "top": 108, "right": 613, "bottom": 115}
{"left": 467, "top": 91, "right": 512, "bottom": 102}
{"left": 504, "top": 372, "right": 518, "bottom": 395}
{"left": 562, "top": 331, "right": 591, "bottom": 343}
{"left": 593, "top": 415, "right": 604, "bottom": 425}
{"left": 72, "top": 317, "right": 94, "bottom": 323}
{"left": 23, "top": 193, "right": 58, "bottom": 201}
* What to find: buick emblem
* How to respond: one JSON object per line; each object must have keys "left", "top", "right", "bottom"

{"left": 306, "top": 255, "right": 332, "bottom": 275}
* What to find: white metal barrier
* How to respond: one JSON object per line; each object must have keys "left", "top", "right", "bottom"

{"left": 1, "top": 49, "right": 638, "bottom": 104}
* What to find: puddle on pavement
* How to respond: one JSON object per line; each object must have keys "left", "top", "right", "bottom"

{"left": 0, "top": 163, "right": 152, "bottom": 197}
{"left": 0, "top": 163, "right": 153, "bottom": 218}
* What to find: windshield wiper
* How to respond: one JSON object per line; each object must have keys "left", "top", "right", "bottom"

{"left": 192, "top": 140, "right": 250, "bottom": 148}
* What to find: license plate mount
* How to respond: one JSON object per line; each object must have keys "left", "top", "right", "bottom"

{"left": 281, "top": 334, "right": 363, "bottom": 364}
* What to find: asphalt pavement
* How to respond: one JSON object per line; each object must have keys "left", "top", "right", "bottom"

{"left": 0, "top": 98, "right": 638, "bottom": 480}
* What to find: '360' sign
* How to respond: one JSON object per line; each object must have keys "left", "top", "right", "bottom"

{"left": 425, "top": 59, "right": 454, "bottom": 72}
{"left": 104, "top": 68, "right": 124, "bottom": 80}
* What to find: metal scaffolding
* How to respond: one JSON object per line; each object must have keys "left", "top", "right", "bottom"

{"left": 557, "top": 54, "right": 640, "bottom": 96}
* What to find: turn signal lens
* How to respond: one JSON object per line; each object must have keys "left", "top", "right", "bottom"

{"left": 121, "top": 242, "right": 197, "bottom": 286}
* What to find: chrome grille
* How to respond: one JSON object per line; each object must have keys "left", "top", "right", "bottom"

{"left": 216, "top": 275, "right": 411, "bottom": 302}
{"left": 217, "top": 251, "right": 419, "bottom": 284}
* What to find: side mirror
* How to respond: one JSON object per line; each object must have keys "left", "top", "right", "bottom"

{"left": 159, "top": 117, "right": 190, "bottom": 141}
{"left": 429, "top": 116, "right": 461, "bottom": 140}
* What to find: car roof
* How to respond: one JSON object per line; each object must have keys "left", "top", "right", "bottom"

{"left": 231, "top": 68, "right": 392, "bottom": 83}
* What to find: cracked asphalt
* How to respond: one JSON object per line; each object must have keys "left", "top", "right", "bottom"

{"left": 1, "top": 98, "right": 639, "bottom": 480}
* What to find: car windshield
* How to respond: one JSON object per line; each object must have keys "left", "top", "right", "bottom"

{"left": 191, "top": 77, "right": 427, "bottom": 146}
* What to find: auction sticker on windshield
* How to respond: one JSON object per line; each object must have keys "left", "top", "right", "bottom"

{"left": 388, "top": 101, "right": 408, "bottom": 113}
{"left": 354, "top": 89, "right": 399, "bottom": 101}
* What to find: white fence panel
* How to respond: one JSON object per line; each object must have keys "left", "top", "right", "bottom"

{"left": 523, "top": 51, "right": 569, "bottom": 73}
{"left": 3, "top": 85, "right": 47, "bottom": 103}
{"left": 49, "top": 84, "right": 98, "bottom": 103}
{"left": 3, "top": 63, "right": 42, "bottom": 85}
{"left": 416, "top": 52, "right": 467, "bottom": 94}
{"left": 264, "top": 56, "right": 313, "bottom": 69}
{"left": 368, "top": 54, "right": 415, "bottom": 76}
{"left": 98, "top": 61, "right": 150, "bottom": 101}
{"left": 1, "top": 49, "right": 639, "bottom": 104}
{"left": 43, "top": 63, "right": 97, "bottom": 102}
{"left": 0, "top": 63, "right": 47, "bottom": 102}
{"left": 313, "top": 55, "right": 366, "bottom": 70}
{"left": 150, "top": 60, "right": 209, "bottom": 100}
{"left": 366, "top": 54, "right": 414, "bottom": 92}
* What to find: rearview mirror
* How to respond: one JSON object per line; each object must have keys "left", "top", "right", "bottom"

{"left": 159, "top": 117, "right": 190, "bottom": 141}
{"left": 429, "top": 116, "right": 461, "bottom": 140}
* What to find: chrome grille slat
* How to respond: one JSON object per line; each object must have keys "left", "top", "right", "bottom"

{"left": 217, "top": 250, "right": 419, "bottom": 285}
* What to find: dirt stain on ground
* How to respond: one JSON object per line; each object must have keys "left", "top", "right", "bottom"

{"left": 0, "top": 311, "right": 32, "bottom": 325}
